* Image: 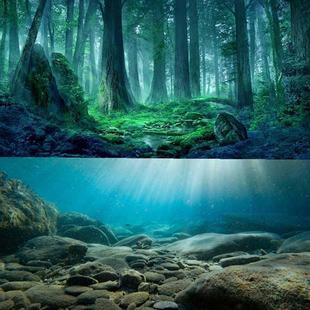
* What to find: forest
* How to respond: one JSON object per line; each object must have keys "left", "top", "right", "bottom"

{"left": 0, "top": 0, "right": 309, "bottom": 158}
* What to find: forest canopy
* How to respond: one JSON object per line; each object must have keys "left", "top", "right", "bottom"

{"left": 0, "top": 0, "right": 309, "bottom": 158}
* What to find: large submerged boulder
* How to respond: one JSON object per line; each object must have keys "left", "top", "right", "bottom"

{"left": 277, "top": 231, "right": 310, "bottom": 253}
{"left": 163, "top": 232, "right": 281, "bottom": 260}
{"left": 176, "top": 253, "right": 310, "bottom": 310}
{"left": 0, "top": 172, "right": 58, "bottom": 254}
{"left": 214, "top": 112, "right": 248, "bottom": 145}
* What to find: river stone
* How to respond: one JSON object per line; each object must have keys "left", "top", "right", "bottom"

{"left": 219, "top": 254, "right": 263, "bottom": 267}
{"left": 277, "top": 231, "right": 310, "bottom": 253}
{"left": 5, "top": 290, "right": 30, "bottom": 309}
{"left": 121, "top": 270, "right": 145, "bottom": 289}
{"left": 153, "top": 301, "right": 179, "bottom": 310}
{"left": 214, "top": 112, "right": 247, "bottom": 145}
{"left": 176, "top": 253, "right": 310, "bottom": 310}
{"left": 0, "top": 300, "right": 14, "bottom": 310}
{"left": 120, "top": 292, "right": 149, "bottom": 307}
{"left": 0, "top": 271, "right": 41, "bottom": 282}
{"left": 76, "top": 289, "right": 110, "bottom": 304}
{"left": 66, "top": 275, "right": 98, "bottom": 287}
{"left": 114, "top": 234, "right": 153, "bottom": 248}
{"left": 26, "top": 285, "right": 77, "bottom": 308}
{"left": 64, "top": 286, "right": 93, "bottom": 296}
{"left": 164, "top": 232, "right": 281, "bottom": 260}
{"left": 212, "top": 251, "right": 249, "bottom": 262}
{"left": 158, "top": 279, "right": 192, "bottom": 297}
{"left": 95, "top": 298, "right": 121, "bottom": 310}
{"left": 0, "top": 281, "right": 40, "bottom": 291}
{"left": 0, "top": 172, "right": 58, "bottom": 254}
{"left": 144, "top": 271, "right": 165, "bottom": 284}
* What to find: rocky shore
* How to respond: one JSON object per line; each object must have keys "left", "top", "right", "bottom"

{"left": 1, "top": 173, "right": 309, "bottom": 309}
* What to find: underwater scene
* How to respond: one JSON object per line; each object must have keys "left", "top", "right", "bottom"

{"left": 0, "top": 158, "right": 309, "bottom": 309}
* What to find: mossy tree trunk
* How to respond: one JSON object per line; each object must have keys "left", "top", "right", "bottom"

{"left": 211, "top": 8, "right": 220, "bottom": 97}
{"left": 65, "top": 0, "right": 75, "bottom": 63}
{"left": 248, "top": 2, "right": 256, "bottom": 89}
{"left": 189, "top": 0, "right": 200, "bottom": 98}
{"left": 0, "top": 0, "right": 8, "bottom": 81}
{"left": 174, "top": 0, "right": 191, "bottom": 99}
{"left": 10, "top": 0, "right": 49, "bottom": 95}
{"left": 289, "top": 0, "right": 310, "bottom": 63}
{"left": 234, "top": 0, "right": 253, "bottom": 108}
{"left": 8, "top": 0, "right": 20, "bottom": 76}
{"left": 148, "top": 0, "right": 168, "bottom": 104}
{"left": 100, "top": 0, "right": 134, "bottom": 112}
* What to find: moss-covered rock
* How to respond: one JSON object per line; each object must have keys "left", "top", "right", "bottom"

{"left": 51, "top": 53, "right": 89, "bottom": 122}
{"left": 26, "top": 44, "right": 66, "bottom": 114}
{"left": 0, "top": 172, "right": 58, "bottom": 254}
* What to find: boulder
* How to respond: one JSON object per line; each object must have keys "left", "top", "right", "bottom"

{"left": 163, "top": 232, "right": 281, "bottom": 260}
{"left": 16, "top": 236, "right": 87, "bottom": 264}
{"left": 176, "top": 253, "right": 310, "bottom": 310}
{"left": 62, "top": 225, "right": 110, "bottom": 245}
{"left": 0, "top": 172, "right": 58, "bottom": 254}
{"left": 51, "top": 53, "right": 89, "bottom": 122}
{"left": 214, "top": 112, "right": 247, "bottom": 145}
{"left": 24, "top": 44, "right": 66, "bottom": 114}
{"left": 277, "top": 231, "right": 310, "bottom": 253}
{"left": 57, "top": 212, "right": 101, "bottom": 228}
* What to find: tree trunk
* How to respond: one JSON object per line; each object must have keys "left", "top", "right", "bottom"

{"left": 0, "top": 0, "right": 8, "bottom": 81}
{"left": 248, "top": 2, "right": 256, "bottom": 88}
{"left": 100, "top": 0, "right": 134, "bottom": 112}
{"left": 127, "top": 32, "right": 141, "bottom": 102}
{"left": 10, "top": 0, "right": 49, "bottom": 95}
{"left": 174, "top": 0, "right": 191, "bottom": 99}
{"left": 148, "top": 0, "right": 168, "bottom": 104}
{"left": 65, "top": 0, "right": 75, "bottom": 63}
{"left": 290, "top": 0, "right": 310, "bottom": 63}
{"left": 234, "top": 0, "right": 253, "bottom": 108}
{"left": 211, "top": 9, "right": 220, "bottom": 97}
{"left": 189, "top": 0, "right": 200, "bottom": 97}
{"left": 73, "top": 0, "right": 85, "bottom": 77}
{"left": 89, "top": 29, "right": 97, "bottom": 94}
{"left": 8, "top": 0, "right": 20, "bottom": 74}
{"left": 25, "top": 0, "right": 32, "bottom": 27}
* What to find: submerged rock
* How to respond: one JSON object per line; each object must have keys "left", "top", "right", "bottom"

{"left": 164, "top": 232, "right": 281, "bottom": 260}
{"left": 277, "top": 231, "right": 310, "bottom": 253}
{"left": 176, "top": 253, "right": 310, "bottom": 310}
{"left": 0, "top": 172, "right": 58, "bottom": 254}
{"left": 114, "top": 234, "right": 153, "bottom": 249}
{"left": 16, "top": 236, "right": 87, "bottom": 264}
{"left": 214, "top": 112, "right": 247, "bottom": 145}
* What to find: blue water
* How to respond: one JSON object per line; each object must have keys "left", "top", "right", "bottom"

{"left": 0, "top": 158, "right": 309, "bottom": 233}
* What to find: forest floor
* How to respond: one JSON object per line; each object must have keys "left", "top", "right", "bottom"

{"left": 0, "top": 95, "right": 309, "bottom": 158}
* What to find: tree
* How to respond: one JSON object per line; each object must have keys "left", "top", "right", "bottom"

{"left": 100, "top": 0, "right": 134, "bottom": 112}
{"left": 248, "top": 1, "right": 256, "bottom": 87}
{"left": 65, "top": 0, "right": 75, "bottom": 63}
{"left": 147, "top": 0, "right": 168, "bottom": 104}
{"left": 289, "top": 0, "right": 310, "bottom": 63}
{"left": 10, "top": 0, "right": 49, "bottom": 95}
{"left": 189, "top": 0, "right": 200, "bottom": 97}
{"left": 8, "top": 0, "right": 20, "bottom": 74}
{"left": 0, "top": 0, "right": 8, "bottom": 81}
{"left": 174, "top": 0, "right": 191, "bottom": 99}
{"left": 234, "top": 0, "right": 253, "bottom": 108}
{"left": 211, "top": 7, "right": 220, "bottom": 97}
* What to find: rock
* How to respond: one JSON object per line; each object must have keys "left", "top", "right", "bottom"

{"left": 161, "top": 263, "right": 180, "bottom": 271}
{"left": 214, "top": 112, "right": 247, "bottom": 145}
{"left": 219, "top": 254, "right": 263, "bottom": 267}
{"left": 57, "top": 212, "right": 101, "bottom": 228}
{"left": 164, "top": 232, "right": 281, "bottom": 260}
{"left": 16, "top": 235, "right": 87, "bottom": 264}
{"left": 91, "top": 281, "right": 120, "bottom": 291}
{"left": 5, "top": 290, "right": 31, "bottom": 309}
{"left": 144, "top": 272, "right": 165, "bottom": 284}
{"left": 62, "top": 225, "right": 110, "bottom": 245}
{"left": 172, "top": 233, "right": 191, "bottom": 240}
{"left": 0, "top": 281, "right": 40, "bottom": 291}
{"left": 70, "top": 261, "right": 110, "bottom": 277}
{"left": 212, "top": 251, "right": 248, "bottom": 262}
{"left": 120, "top": 292, "right": 149, "bottom": 307}
{"left": 153, "top": 301, "right": 179, "bottom": 310}
{"left": 0, "top": 172, "right": 58, "bottom": 253}
{"left": 277, "top": 231, "right": 310, "bottom": 253}
{"left": 99, "top": 225, "right": 119, "bottom": 245}
{"left": 94, "top": 270, "right": 119, "bottom": 282}
{"left": 76, "top": 289, "right": 110, "bottom": 305}
{"left": 158, "top": 279, "right": 192, "bottom": 297}
{"left": 51, "top": 53, "right": 89, "bottom": 122}
{"left": 114, "top": 234, "right": 153, "bottom": 248}
{"left": 95, "top": 298, "right": 121, "bottom": 310}
{"left": 0, "top": 271, "right": 41, "bottom": 282}
{"left": 176, "top": 253, "right": 310, "bottom": 310}
{"left": 66, "top": 275, "right": 98, "bottom": 287}
{"left": 65, "top": 286, "right": 93, "bottom": 296}
{"left": 121, "top": 270, "right": 145, "bottom": 289}
{"left": 26, "top": 285, "right": 77, "bottom": 308}
{"left": 0, "top": 300, "right": 14, "bottom": 310}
